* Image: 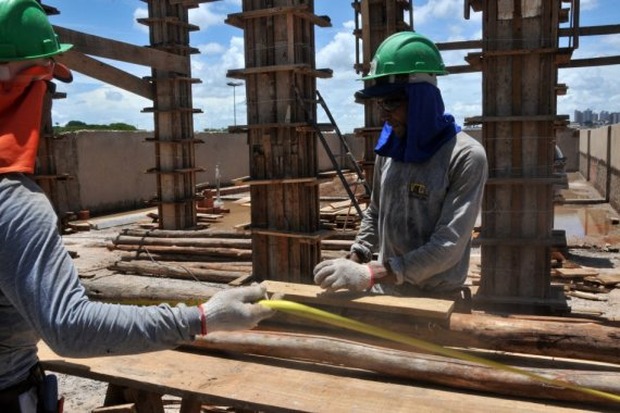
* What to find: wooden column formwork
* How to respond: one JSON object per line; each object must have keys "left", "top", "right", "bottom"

{"left": 36, "top": 4, "right": 71, "bottom": 224}
{"left": 353, "top": 0, "right": 412, "bottom": 187}
{"left": 35, "top": 85, "right": 66, "bottom": 219}
{"left": 226, "top": 1, "right": 331, "bottom": 283}
{"left": 142, "top": 0, "right": 202, "bottom": 230}
{"left": 472, "top": 0, "right": 572, "bottom": 311}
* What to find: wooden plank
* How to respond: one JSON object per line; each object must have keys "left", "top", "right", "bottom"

{"left": 227, "top": 64, "right": 332, "bottom": 78}
{"left": 54, "top": 50, "right": 153, "bottom": 100}
{"left": 37, "top": 343, "right": 591, "bottom": 413}
{"left": 226, "top": 5, "right": 331, "bottom": 28}
{"left": 53, "top": 25, "right": 188, "bottom": 73}
{"left": 584, "top": 272, "right": 620, "bottom": 286}
{"left": 554, "top": 267, "right": 600, "bottom": 279}
{"left": 263, "top": 280, "right": 454, "bottom": 320}
{"left": 92, "top": 404, "right": 137, "bottom": 413}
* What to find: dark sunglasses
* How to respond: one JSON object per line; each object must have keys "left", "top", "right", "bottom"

{"left": 377, "top": 97, "right": 406, "bottom": 112}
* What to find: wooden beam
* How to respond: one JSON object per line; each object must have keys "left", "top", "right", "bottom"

{"left": 263, "top": 280, "right": 454, "bottom": 320}
{"left": 436, "top": 39, "right": 482, "bottom": 51}
{"left": 559, "top": 24, "right": 620, "bottom": 37}
{"left": 54, "top": 50, "right": 153, "bottom": 100}
{"left": 560, "top": 55, "right": 620, "bottom": 68}
{"left": 225, "top": 5, "right": 331, "bottom": 29}
{"left": 53, "top": 25, "right": 188, "bottom": 74}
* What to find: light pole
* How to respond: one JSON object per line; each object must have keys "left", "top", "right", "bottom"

{"left": 226, "top": 81, "right": 243, "bottom": 126}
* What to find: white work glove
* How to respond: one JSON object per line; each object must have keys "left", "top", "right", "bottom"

{"left": 199, "top": 284, "right": 275, "bottom": 334}
{"left": 313, "top": 258, "right": 373, "bottom": 292}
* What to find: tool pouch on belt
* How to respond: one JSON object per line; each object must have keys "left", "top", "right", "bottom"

{"left": 38, "top": 372, "right": 63, "bottom": 413}
{"left": 0, "top": 363, "right": 63, "bottom": 413}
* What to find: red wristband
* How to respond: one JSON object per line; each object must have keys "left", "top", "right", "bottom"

{"left": 198, "top": 305, "right": 207, "bottom": 336}
{"left": 367, "top": 264, "right": 375, "bottom": 288}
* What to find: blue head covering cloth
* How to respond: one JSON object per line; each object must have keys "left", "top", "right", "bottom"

{"left": 374, "top": 82, "right": 461, "bottom": 163}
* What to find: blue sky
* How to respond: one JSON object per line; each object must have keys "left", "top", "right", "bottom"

{"left": 48, "top": 0, "right": 620, "bottom": 133}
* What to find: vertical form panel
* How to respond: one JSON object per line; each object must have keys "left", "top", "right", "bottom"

{"left": 478, "top": 0, "right": 561, "bottom": 307}
{"left": 234, "top": 0, "right": 324, "bottom": 283}
{"left": 147, "top": 0, "right": 197, "bottom": 230}
{"left": 355, "top": 0, "right": 412, "bottom": 189}
{"left": 36, "top": 8, "right": 69, "bottom": 222}
{"left": 35, "top": 90, "right": 59, "bottom": 212}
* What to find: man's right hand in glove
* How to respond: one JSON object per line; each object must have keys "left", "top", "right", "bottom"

{"left": 313, "top": 258, "right": 374, "bottom": 292}
{"left": 198, "top": 284, "right": 274, "bottom": 335}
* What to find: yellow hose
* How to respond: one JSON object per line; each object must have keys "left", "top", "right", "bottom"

{"left": 260, "top": 299, "right": 620, "bottom": 404}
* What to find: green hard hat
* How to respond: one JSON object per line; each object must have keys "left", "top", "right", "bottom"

{"left": 362, "top": 31, "right": 447, "bottom": 81}
{"left": 0, "top": 0, "right": 72, "bottom": 62}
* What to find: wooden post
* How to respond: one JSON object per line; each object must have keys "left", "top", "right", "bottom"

{"left": 226, "top": 1, "right": 331, "bottom": 283}
{"left": 143, "top": 0, "right": 200, "bottom": 230}
{"left": 473, "top": 0, "right": 571, "bottom": 311}
{"left": 36, "top": 4, "right": 71, "bottom": 225}
{"left": 353, "top": 0, "right": 413, "bottom": 188}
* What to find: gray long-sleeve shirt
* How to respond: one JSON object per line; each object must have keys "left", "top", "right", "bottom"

{"left": 352, "top": 131, "right": 487, "bottom": 293}
{"left": 0, "top": 173, "right": 202, "bottom": 390}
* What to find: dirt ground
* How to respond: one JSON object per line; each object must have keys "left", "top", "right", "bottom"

{"left": 53, "top": 172, "right": 620, "bottom": 412}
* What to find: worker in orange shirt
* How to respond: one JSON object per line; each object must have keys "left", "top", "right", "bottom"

{"left": 0, "top": 1, "right": 273, "bottom": 412}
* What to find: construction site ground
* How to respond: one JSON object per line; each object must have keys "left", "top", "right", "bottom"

{"left": 53, "top": 172, "right": 620, "bottom": 412}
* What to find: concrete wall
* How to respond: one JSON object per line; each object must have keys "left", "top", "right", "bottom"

{"left": 578, "top": 124, "right": 620, "bottom": 212}
{"left": 52, "top": 126, "right": 615, "bottom": 217}
{"left": 52, "top": 130, "right": 364, "bottom": 216}
{"left": 609, "top": 124, "right": 620, "bottom": 212}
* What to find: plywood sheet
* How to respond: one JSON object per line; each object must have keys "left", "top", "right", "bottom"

{"left": 38, "top": 342, "right": 589, "bottom": 413}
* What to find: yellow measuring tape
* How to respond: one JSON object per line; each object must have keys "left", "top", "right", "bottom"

{"left": 259, "top": 299, "right": 620, "bottom": 404}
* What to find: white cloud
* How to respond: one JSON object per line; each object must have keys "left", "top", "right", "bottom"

{"left": 315, "top": 21, "right": 364, "bottom": 132}
{"left": 316, "top": 25, "right": 356, "bottom": 72}
{"left": 190, "top": 3, "right": 228, "bottom": 30}
{"left": 198, "top": 42, "right": 226, "bottom": 55}
{"left": 558, "top": 65, "right": 620, "bottom": 115}
{"left": 414, "top": 0, "right": 463, "bottom": 25}
{"left": 190, "top": 36, "right": 247, "bottom": 129}
{"left": 132, "top": 8, "right": 148, "bottom": 34}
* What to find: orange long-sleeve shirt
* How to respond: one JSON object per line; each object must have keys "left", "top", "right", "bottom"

{"left": 0, "top": 79, "right": 47, "bottom": 174}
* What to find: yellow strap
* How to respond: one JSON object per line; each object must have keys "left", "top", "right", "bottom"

{"left": 260, "top": 299, "right": 620, "bottom": 404}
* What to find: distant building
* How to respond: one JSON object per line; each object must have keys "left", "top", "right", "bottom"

{"left": 573, "top": 108, "right": 619, "bottom": 127}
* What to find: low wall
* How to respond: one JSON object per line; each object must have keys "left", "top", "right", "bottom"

{"left": 52, "top": 130, "right": 364, "bottom": 216}
{"left": 578, "top": 124, "right": 620, "bottom": 211}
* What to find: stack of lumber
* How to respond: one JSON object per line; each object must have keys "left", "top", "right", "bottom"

{"left": 93, "top": 239, "right": 620, "bottom": 410}
{"left": 146, "top": 210, "right": 225, "bottom": 227}
{"left": 99, "top": 216, "right": 620, "bottom": 409}
{"left": 185, "top": 281, "right": 620, "bottom": 409}
{"left": 319, "top": 198, "right": 365, "bottom": 230}
{"left": 107, "top": 228, "right": 356, "bottom": 284}
{"left": 553, "top": 264, "right": 620, "bottom": 301}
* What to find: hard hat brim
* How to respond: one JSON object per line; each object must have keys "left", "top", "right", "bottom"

{"left": 0, "top": 43, "right": 73, "bottom": 62}
{"left": 354, "top": 82, "right": 405, "bottom": 101}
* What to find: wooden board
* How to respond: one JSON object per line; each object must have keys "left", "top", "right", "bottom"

{"left": 554, "top": 267, "right": 600, "bottom": 279}
{"left": 37, "top": 342, "right": 591, "bottom": 413}
{"left": 584, "top": 272, "right": 620, "bottom": 286}
{"left": 263, "top": 280, "right": 454, "bottom": 320}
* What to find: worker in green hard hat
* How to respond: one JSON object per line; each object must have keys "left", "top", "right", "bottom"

{"left": 314, "top": 31, "right": 488, "bottom": 302}
{"left": 0, "top": 1, "right": 273, "bottom": 411}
